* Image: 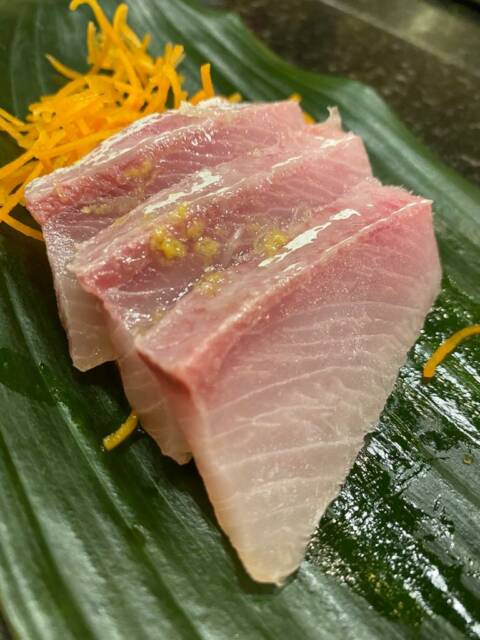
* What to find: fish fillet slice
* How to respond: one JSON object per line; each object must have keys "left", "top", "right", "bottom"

{"left": 136, "top": 180, "right": 441, "bottom": 583}
{"left": 26, "top": 99, "right": 248, "bottom": 223}
{"left": 73, "top": 133, "right": 371, "bottom": 463}
{"left": 25, "top": 99, "right": 306, "bottom": 370}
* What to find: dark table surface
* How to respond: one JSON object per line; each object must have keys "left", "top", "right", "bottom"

{"left": 204, "top": 0, "right": 480, "bottom": 185}
{"left": 1, "top": 0, "right": 479, "bottom": 638}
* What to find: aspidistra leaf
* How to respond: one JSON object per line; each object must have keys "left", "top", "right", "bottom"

{"left": 0, "top": 1, "right": 479, "bottom": 639}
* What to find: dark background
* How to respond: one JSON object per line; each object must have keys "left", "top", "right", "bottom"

{"left": 203, "top": 0, "right": 480, "bottom": 185}
{"left": 1, "top": 0, "right": 479, "bottom": 637}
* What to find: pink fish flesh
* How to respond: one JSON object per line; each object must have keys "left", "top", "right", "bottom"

{"left": 25, "top": 99, "right": 307, "bottom": 370}
{"left": 25, "top": 96, "right": 441, "bottom": 585}
{"left": 72, "top": 132, "right": 371, "bottom": 463}
{"left": 136, "top": 179, "right": 441, "bottom": 583}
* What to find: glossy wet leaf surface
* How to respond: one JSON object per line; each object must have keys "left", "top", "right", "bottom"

{"left": 0, "top": 1, "right": 479, "bottom": 638}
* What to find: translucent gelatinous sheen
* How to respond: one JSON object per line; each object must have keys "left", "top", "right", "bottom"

{"left": 136, "top": 180, "right": 441, "bottom": 583}
{"left": 26, "top": 99, "right": 306, "bottom": 370}
{"left": 73, "top": 128, "right": 371, "bottom": 463}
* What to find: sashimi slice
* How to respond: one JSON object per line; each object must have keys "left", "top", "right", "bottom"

{"left": 25, "top": 99, "right": 306, "bottom": 370}
{"left": 73, "top": 132, "right": 370, "bottom": 290}
{"left": 136, "top": 180, "right": 442, "bottom": 583}
{"left": 73, "top": 133, "right": 371, "bottom": 463}
{"left": 26, "top": 99, "right": 244, "bottom": 223}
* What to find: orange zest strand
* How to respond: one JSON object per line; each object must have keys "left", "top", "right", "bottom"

{"left": 45, "top": 54, "right": 82, "bottom": 80}
{"left": 289, "top": 93, "right": 315, "bottom": 124}
{"left": 2, "top": 216, "right": 44, "bottom": 241}
{"left": 423, "top": 325, "right": 480, "bottom": 379}
{"left": 201, "top": 63, "right": 215, "bottom": 98}
{"left": 0, "top": 107, "right": 26, "bottom": 128}
{"left": 0, "top": 0, "right": 222, "bottom": 241}
{"left": 228, "top": 92, "right": 242, "bottom": 104}
{"left": 103, "top": 412, "right": 139, "bottom": 451}
{"left": 0, "top": 148, "right": 38, "bottom": 181}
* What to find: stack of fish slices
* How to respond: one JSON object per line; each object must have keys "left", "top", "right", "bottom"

{"left": 26, "top": 98, "right": 441, "bottom": 584}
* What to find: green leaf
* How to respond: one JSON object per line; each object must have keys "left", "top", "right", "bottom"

{"left": 0, "top": 1, "right": 479, "bottom": 638}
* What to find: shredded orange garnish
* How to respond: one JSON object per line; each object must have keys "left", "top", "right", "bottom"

{"left": 289, "top": 93, "right": 315, "bottom": 124}
{"left": 0, "top": 0, "right": 233, "bottom": 240}
{"left": 0, "top": 0, "right": 321, "bottom": 448}
{"left": 0, "top": 0, "right": 242, "bottom": 447}
{"left": 103, "top": 411, "right": 139, "bottom": 451}
{"left": 423, "top": 325, "right": 480, "bottom": 379}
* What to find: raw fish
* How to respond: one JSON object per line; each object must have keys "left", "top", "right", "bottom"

{"left": 26, "top": 99, "right": 306, "bottom": 369}
{"left": 136, "top": 179, "right": 441, "bottom": 583}
{"left": 73, "top": 132, "right": 371, "bottom": 462}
